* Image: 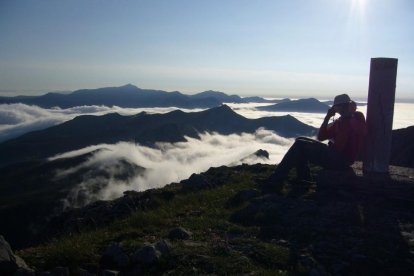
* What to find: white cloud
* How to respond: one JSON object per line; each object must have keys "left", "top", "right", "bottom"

{"left": 50, "top": 129, "right": 295, "bottom": 208}
{"left": 0, "top": 103, "right": 203, "bottom": 142}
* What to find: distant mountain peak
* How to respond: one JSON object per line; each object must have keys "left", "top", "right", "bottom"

{"left": 210, "top": 104, "right": 234, "bottom": 113}
{"left": 200, "top": 90, "right": 224, "bottom": 94}
{"left": 257, "top": 97, "right": 330, "bottom": 113}
{"left": 121, "top": 83, "right": 138, "bottom": 88}
{"left": 198, "top": 104, "right": 244, "bottom": 121}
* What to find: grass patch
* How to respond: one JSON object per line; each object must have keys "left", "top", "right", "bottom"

{"left": 18, "top": 166, "right": 299, "bottom": 274}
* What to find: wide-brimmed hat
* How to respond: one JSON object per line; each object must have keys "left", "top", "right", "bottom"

{"left": 333, "top": 94, "right": 352, "bottom": 106}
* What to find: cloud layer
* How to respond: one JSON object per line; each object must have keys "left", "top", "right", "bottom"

{"left": 1, "top": 102, "right": 412, "bottom": 143}
{"left": 0, "top": 103, "right": 202, "bottom": 142}
{"left": 2, "top": 101, "right": 413, "bottom": 209}
{"left": 50, "top": 129, "right": 293, "bottom": 208}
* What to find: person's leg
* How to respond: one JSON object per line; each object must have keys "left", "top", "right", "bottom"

{"left": 271, "top": 137, "right": 330, "bottom": 182}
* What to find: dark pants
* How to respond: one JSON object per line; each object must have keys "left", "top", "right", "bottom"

{"left": 271, "top": 137, "right": 351, "bottom": 181}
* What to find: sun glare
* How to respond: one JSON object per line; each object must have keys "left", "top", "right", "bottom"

{"left": 352, "top": 0, "right": 367, "bottom": 12}
{"left": 347, "top": 0, "right": 368, "bottom": 37}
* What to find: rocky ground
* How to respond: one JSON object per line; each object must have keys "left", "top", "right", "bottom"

{"left": 2, "top": 162, "right": 414, "bottom": 275}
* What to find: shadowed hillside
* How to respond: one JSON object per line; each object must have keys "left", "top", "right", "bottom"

{"left": 6, "top": 162, "right": 414, "bottom": 275}
{"left": 0, "top": 149, "right": 145, "bottom": 249}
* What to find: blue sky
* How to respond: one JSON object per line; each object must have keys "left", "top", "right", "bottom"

{"left": 1, "top": 0, "right": 413, "bottom": 99}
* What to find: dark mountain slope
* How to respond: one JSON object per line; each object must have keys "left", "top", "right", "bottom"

{"left": 0, "top": 150, "right": 145, "bottom": 248}
{"left": 191, "top": 90, "right": 244, "bottom": 103}
{"left": 0, "top": 105, "right": 316, "bottom": 167}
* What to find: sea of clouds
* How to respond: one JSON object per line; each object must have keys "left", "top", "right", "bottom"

{"left": 49, "top": 129, "right": 292, "bottom": 208}
{"left": 1, "top": 101, "right": 413, "bottom": 207}
{"left": 1, "top": 102, "right": 412, "bottom": 143}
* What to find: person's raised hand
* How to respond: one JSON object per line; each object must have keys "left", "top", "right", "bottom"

{"left": 326, "top": 107, "right": 336, "bottom": 118}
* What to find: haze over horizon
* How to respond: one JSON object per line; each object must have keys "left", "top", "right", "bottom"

{"left": 1, "top": 0, "right": 413, "bottom": 99}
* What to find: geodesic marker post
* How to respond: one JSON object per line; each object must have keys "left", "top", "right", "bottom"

{"left": 363, "top": 57, "right": 398, "bottom": 174}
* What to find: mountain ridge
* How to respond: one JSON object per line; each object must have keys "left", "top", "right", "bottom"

{"left": 0, "top": 105, "right": 316, "bottom": 168}
{"left": 0, "top": 84, "right": 282, "bottom": 108}
{"left": 257, "top": 98, "right": 330, "bottom": 113}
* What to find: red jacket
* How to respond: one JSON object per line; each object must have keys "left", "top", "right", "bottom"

{"left": 318, "top": 111, "right": 367, "bottom": 162}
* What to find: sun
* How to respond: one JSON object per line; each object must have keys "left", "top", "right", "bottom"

{"left": 352, "top": 0, "right": 367, "bottom": 11}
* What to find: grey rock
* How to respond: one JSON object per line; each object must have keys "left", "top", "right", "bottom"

{"left": 154, "top": 240, "right": 171, "bottom": 255}
{"left": 100, "top": 243, "right": 130, "bottom": 270}
{"left": 0, "top": 235, "right": 17, "bottom": 274}
{"left": 101, "top": 270, "right": 119, "bottom": 276}
{"left": 0, "top": 235, "right": 33, "bottom": 275}
{"left": 274, "top": 239, "right": 290, "bottom": 247}
{"left": 132, "top": 245, "right": 161, "bottom": 266}
{"left": 168, "top": 227, "right": 192, "bottom": 240}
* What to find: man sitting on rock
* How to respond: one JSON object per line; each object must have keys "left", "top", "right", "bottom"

{"left": 264, "top": 94, "right": 367, "bottom": 191}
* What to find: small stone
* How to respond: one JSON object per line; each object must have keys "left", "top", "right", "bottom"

{"left": 132, "top": 245, "right": 161, "bottom": 266}
{"left": 101, "top": 270, "right": 119, "bottom": 276}
{"left": 275, "top": 239, "right": 290, "bottom": 247}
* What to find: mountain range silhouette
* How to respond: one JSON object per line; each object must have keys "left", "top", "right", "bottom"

{"left": 0, "top": 105, "right": 316, "bottom": 167}
{"left": 0, "top": 84, "right": 281, "bottom": 108}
